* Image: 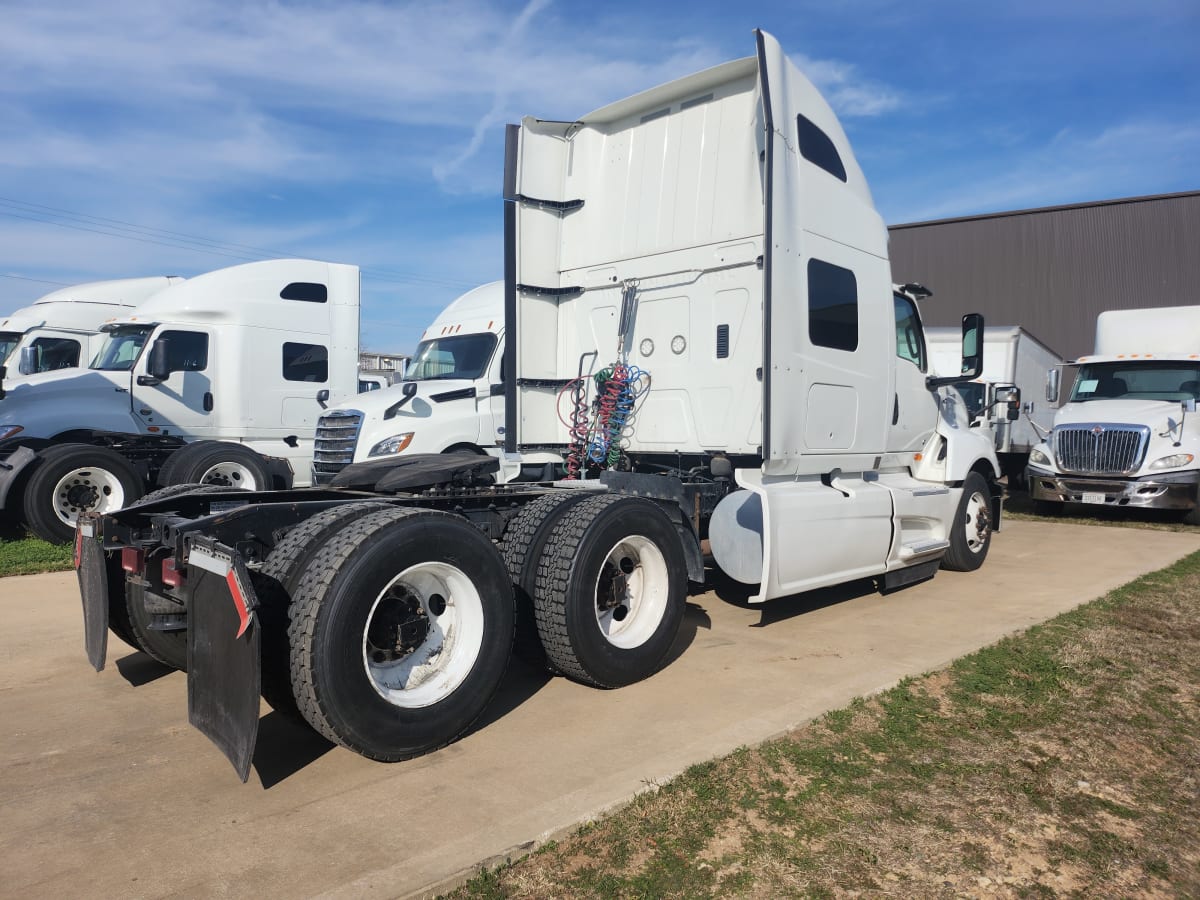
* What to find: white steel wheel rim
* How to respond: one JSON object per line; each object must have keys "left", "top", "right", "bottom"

{"left": 362, "top": 561, "right": 485, "bottom": 708}
{"left": 52, "top": 466, "right": 127, "bottom": 527}
{"left": 963, "top": 490, "right": 991, "bottom": 554}
{"left": 592, "top": 535, "right": 669, "bottom": 649}
{"left": 199, "top": 461, "right": 260, "bottom": 489}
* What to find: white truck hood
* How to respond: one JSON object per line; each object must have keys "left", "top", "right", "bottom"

{"left": 337, "top": 378, "right": 479, "bottom": 418}
{"left": 1055, "top": 399, "right": 1181, "bottom": 428}
{"left": 0, "top": 369, "right": 135, "bottom": 437}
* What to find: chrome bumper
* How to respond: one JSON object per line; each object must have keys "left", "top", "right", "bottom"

{"left": 1026, "top": 465, "right": 1200, "bottom": 511}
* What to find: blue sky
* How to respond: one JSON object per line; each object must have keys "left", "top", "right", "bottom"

{"left": 1, "top": 0, "right": 1196, "bottom": 352}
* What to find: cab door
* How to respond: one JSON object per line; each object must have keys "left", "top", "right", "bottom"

{"left": 888, "top": 293, "right": 939, "bottom": 454}
{"left": 482, "top": 333, "right": 506, "bottom": 449}
{"left": 131, "top": 328, "right": 215, "bottom": 436}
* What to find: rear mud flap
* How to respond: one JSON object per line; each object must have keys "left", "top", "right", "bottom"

{"left": 76, "top": 520, "right": 109, "bottom": 672}
{"left": 185, "top": 538, "right": 262, "bottom": 783}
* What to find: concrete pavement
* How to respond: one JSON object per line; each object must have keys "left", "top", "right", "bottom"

{"left": 1, "top": 519, "right": 1197, "bottom": 899}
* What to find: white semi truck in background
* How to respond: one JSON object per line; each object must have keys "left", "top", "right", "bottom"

{"left": 1027, "top": 305, "right": 1200, "bottom": 523}
{"left": 76, "top": 30, "right": 1001, "bottom": 781}
{"left": 927, "top": 325, "right": 1062, "bottom": 486}
{"left": 313, "top": 281, "right": 560, "bottom": 485}
{"left": 0, "top": 276, "right": 181, "bottom": 389}
{"left": 0, "top": 259, "right": 363, "bottom": 542}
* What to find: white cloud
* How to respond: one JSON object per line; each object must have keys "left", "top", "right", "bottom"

{"left": 794, "top": 55, "right": 904, "bottom": 118}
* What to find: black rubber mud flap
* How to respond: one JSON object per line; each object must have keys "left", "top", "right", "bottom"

{"left": 76, "top": 517, "right": 109, "bottom": 672}
{"left": 185, "top": 537, "right": 262, "bottom": 783}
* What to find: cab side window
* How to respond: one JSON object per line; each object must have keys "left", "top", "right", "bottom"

{"left": 893, "top": 294, "right": 926, "bottom": 372}
{"left": 160, "top": 330, "right": 209, "bottom": 372}
{"left": 29, "top": 337, "right": 81, "bottom": 371}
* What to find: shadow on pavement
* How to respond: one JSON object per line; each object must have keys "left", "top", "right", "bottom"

{"left": 706, "top": 565, "right": 880, "bottom": 627}
{"left": 661, "top": 600, "right": 710, "bottom": 669}
{"left": 115, "top": 652, "right": 176, "bottom": 686}
{"left": 469, "top": 654, "right": 553, "bottom": 734}
{"left": 252, "top": 711, "right": 335, "bottom": 789}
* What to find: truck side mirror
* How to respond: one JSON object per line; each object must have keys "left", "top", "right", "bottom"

{"left": 925, "top": 313, "right": 985, "bottom": 389}
{"left": 18, "top": 345, "right": 37, "bottom": 376}
{"left": 995, "top": 384, "right": 1021, "bottom": 421}
{"left": 146, "top": 338, "right": 171, "bottom": 382}
{"left": 1046, "top": 367, "right": 1061, "bottom": 404}
{"left": 316, "top": 389, "right": 330, "bottom": 409}
{"left": 959, "top": 313, "right": 983, "bottom": 380}
{"left": 0, "top": 364, "right": 6, "bottom": 399}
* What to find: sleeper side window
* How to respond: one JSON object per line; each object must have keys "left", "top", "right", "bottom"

{"left": 796, "top": 113, "right": 847, "bottom": 182}
{"left": 808, "top": 259, "right": 858, "bottom": 352}
{"left": 283, "top": 342, "right": 329, "bottom": 382}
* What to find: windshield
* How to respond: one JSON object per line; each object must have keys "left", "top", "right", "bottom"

{"left": 90, "top": 326, "right": 154, "bottom": 371}
{"left": 0, "top": 331, "right": 22, "bottom": 365}
{"left": 406, "top": 333, "right": 497, "bottom": 381}
{"left": 1070, "top": 362, "right": 1200, "bottom": 403}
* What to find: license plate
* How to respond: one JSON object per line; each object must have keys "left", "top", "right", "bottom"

{"left": 1082, "top": 491, "right": 1106, "bottom": 505}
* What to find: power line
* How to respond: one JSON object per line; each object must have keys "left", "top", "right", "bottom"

{"left": 0, "top": 273, "right": 74, "bottom": 287}
{"left": 0, "top": 196, "right": 482, "bottom": 291}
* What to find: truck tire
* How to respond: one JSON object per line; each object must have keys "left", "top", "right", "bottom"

{"left": 287, "top": 508, "right": 515, "bottom": 760}
{"left": 941, "top": 472, "right": 993, "bottom": 572}
{"left": 125, "top": 580, "right": 188, "bottom": 670}
{"left": 130, "top": 482, "right": 231, "bottom": 507}
{"left": 158, "top": 441, "right": 270, "bottom": 490}
{"left": 251, "top": 501, "right": 394, "bottom": 718}
{"left": 533, "top": 494, "right": 687, "bottom": 688}
{"left": 23, "top": 443, "right": 144, "bottom": 544}
{"left": 100, "top": 552, "right": 139, "bottom": 650}
{"left": 122, "top": 485, "right": 246, "bottom": 669}
{"left": 498, "top": 490, "right": 591, "bottom": 665}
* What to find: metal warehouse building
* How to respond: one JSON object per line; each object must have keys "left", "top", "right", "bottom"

{"left": 887, "top": 190, "right": 1200, "bottom": 360}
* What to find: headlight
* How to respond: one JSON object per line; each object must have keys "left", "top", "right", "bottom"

{"left": 368, "top": 433, "right": 414, "bottom": 457}
{"left": 1150, "top": 453, "right": 1194, "bottom": 471}
{"left": 1029, "top": 448, "right": 1051, "bottom": 466}
{"left": 0, "top": 425, "right": 24, "bottom": 442}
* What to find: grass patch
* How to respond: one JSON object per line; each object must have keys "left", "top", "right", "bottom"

{"left": 0, "top": 533, "right": 73, "bottom": 577}
{"left": 447, "top": 550, "right": 1200, "bottom": 898}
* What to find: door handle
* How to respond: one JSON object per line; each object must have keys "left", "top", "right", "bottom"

{"left": 893, "top": 394, "right": 899, "bottom": 425}
{"left": 204, "top": 392, "right": 214, "bottom": 412}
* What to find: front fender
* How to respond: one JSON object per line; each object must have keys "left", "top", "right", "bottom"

{"left": 936, "top": 390, "right": 1000, "bottom": 483}
{"left": 0, "top": 446, "right": 38, "bottom": 508}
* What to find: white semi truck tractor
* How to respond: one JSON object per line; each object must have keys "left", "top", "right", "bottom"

{"left": 74, "top": 30, "right": 1001, "bottom": 781}
{"left": 1027, "top": 305, "right": 1200, "bottom": 522}
{"left": 0, "top": 259, "right": 362, "bottom": 542}
{"left": 0, "top": 276, "right": 182, "bottom": 391}
{"left": 313, "top": 281, "right": 560, "bottom": 485}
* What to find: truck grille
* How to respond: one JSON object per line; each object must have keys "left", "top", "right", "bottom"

{"left": 313, "top": 409, "right": 363, "bottom": 483}
{"left": 1052, "top": 424, "right": 1149, "bottom": 475}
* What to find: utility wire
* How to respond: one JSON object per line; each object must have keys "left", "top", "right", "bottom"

{"left": 0, "top": 273, "right": 74, "bottom": 287}
{"left": 0, "top": 196, "right": 482, "bottom": 291}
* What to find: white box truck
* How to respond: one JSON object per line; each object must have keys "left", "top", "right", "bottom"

{"left": 1027, "top": 305, "right": 1200, "bottom": 522}
{"left": 927, "top": 325, "right": 1062, "bottom": 485}
{"left": 0, "top": 259, "right": 362, "bottom": 542}
{"left": 0, "top": 276, "right": 182, "bottom": 390}
{"left": 75, "top": 30, "right": 1001, "bottom": 780}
